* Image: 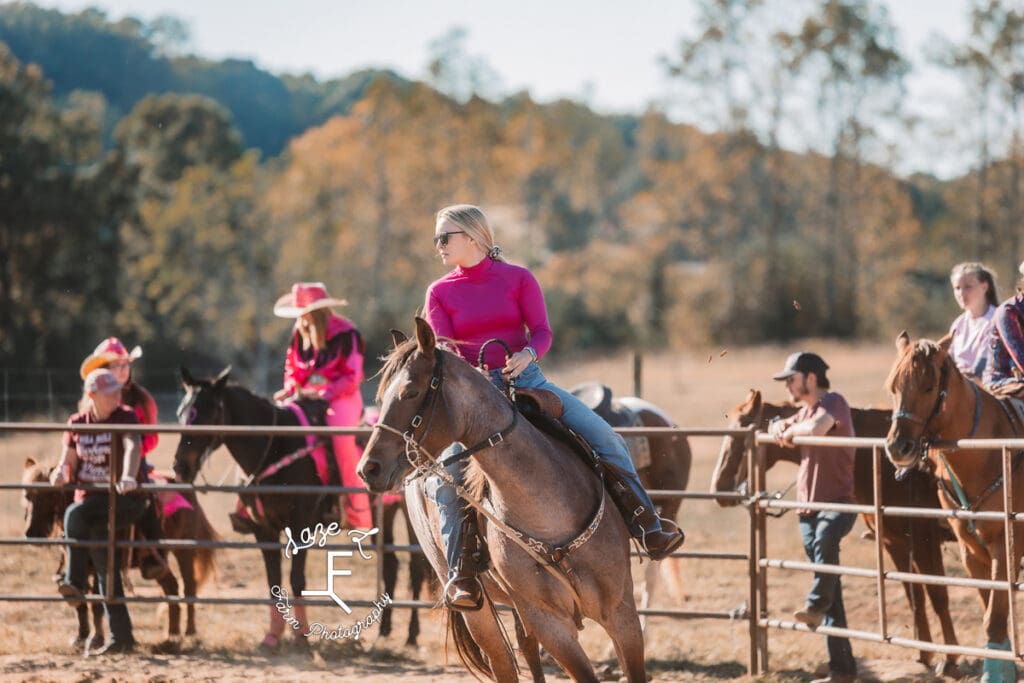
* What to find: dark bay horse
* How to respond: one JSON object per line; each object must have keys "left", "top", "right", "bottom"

{"left": 357, "top": 319, "right": 646, "bottom": 683}
{"left": 886, "top": 332, "right": 1024, "bottom": 683}
{"left": 173, "top": 367, "right": 428, "bottom": 650}
{"left": 571, "top": 382, "right": 691, "bottom": 616}
{"left": 712, "top": 389, "right": 961, "bottom": 677}
{"left": 22, "top": 458, "right": 217, "bottom": 649}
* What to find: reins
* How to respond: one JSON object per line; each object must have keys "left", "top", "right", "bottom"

{"left": 371, "top": 347, "right": 591, "bottom": 611}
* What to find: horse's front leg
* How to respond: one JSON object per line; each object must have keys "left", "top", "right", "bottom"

{"left": 175, "top": 548, "right": 198, "bottom": 636}
{"left": 154, "top": 565, "right": 181, "bottom": 639}
{"left": 255, "top": 527, "right": 285, "bottom": 653}
{"left": 289, "top": 548, "right": 310, "bottom": 642}
{"left": 972, "top": 539, "right": 1017, "bottom": 683}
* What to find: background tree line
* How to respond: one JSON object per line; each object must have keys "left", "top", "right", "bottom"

{"left": 0, "top": 0, "right": 1021, "bottom": 412}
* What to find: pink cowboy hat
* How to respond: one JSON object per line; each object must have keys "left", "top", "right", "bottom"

{"left": 79, "top": 337, "right": 143, "bottom": 379}
{"left": 273, "top": 282, "right": 348, "bottom": 318}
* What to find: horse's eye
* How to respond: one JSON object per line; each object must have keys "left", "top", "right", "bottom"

{"left": 403, "top": 390, "right": 421, "bottom": 400}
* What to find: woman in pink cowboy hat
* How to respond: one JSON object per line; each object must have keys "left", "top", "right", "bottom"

{"left": 79, "top": 337, "right": 169, "bottom": 581}
{"left": 272, "top": 282, "right": 371, "bottom": 529}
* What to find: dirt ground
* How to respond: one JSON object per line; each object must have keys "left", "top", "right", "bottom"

{"left": 0, "top": 341, "right": 1008, "bottom": 681}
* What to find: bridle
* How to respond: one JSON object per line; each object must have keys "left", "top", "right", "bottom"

{"left": 372, "top": 348, "right": 517, "bottom": 478}
{"left": 890, "top": 357, "right": 983, "bottom": 471}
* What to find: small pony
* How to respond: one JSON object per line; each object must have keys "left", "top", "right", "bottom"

{"left": 22, "top": 458, "right": 217, "bottom": 651}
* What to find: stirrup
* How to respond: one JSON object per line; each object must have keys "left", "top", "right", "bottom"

{"left": 443, "top": 575, "right": 483, "bottom": 612}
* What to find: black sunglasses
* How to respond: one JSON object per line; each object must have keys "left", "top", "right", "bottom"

{"left": 433, "top": 231, "right": 465, "bottom": 247}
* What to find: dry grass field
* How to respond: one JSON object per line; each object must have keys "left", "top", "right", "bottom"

{"left": 0, "top": 340, "right": 1006, "bottom": 681}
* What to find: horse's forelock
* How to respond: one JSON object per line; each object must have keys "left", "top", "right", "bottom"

{"left": 886, "top": 338, "right": 941, "bottom": 394}
{"left": 375, "top": 338, "right": 420, "bottom": 403}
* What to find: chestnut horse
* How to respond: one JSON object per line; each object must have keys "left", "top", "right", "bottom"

{"left": 358, "top": 319, "right": 646, "bottom": 683}
{"left": 886, "top": 332, "right": 1024, "bottom": 683}
{"left": 711, "top": 390, "right": 961, "bottom": 676}
{"left": 22, "top": 458, "right": 217, "bottom": 650}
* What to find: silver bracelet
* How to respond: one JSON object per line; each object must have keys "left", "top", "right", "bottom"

{"left": 524, "top": 345, "right": 538, "bottom": 362}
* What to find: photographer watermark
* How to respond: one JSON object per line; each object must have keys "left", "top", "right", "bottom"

{"left": 271, "top": 524, "right": 391, "bottom": 640}
{"left": 271, "top": 585, "right": 392, "bottom": 641}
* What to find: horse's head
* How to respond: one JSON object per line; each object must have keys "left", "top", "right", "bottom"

{"left": 22, "top": 458, "right": 65, "bottom": 538}
{"left": 358, "top": 319, "right": 457, "bottom": 493}
{"left": 712, "top": 390, "right": 799, "bottom": 507}
{"left": 174, "top": 366, "right": 232, "bottom": 483}
{"left": 884, "top": 331, "right": 954, "bottom": 469}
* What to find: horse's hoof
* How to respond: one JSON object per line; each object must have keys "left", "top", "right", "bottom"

{"left": 68, "top": 635, "right": 87, "bottom": 649}
{"left": 87, "top": 635, "right": 104, "bottom": 652}
{"left": 936, "top": 659, "right": 964, "bottom": 679}
{"left": 257, "top": 634, "right": 281, "bottom": 655}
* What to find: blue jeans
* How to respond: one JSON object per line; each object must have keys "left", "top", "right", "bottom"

{"left": 799, "top": 510, "right": 857, "bottom": 677}
{"left": 64, "top": 494, "right": 147, "bottom": 645}
{"left": 426, "top": 361, "right": 642, "bottom": 575}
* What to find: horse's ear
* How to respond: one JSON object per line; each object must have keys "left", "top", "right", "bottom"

{"left": 937, "top": 332, "right": 953, "bottom": 353}
{"left": 750, "top": 390, "right": 762, "bottom": 413}
{"left": 180, "top": 366, "right": 194, "bottom": 387}
{"left": 390, "top": 329, "right": 408, "bottom": 348}
{"left": 895, "top": 331, "right": 911, "bottom": 352}
{"left": 214, "top": 366, "right": 232, "bottom": 389}
{"left": 414, "top": 317, "right": 435, "bottom": 355}
{"left": 24, "top": 457, "right": 35, "bottom": 469}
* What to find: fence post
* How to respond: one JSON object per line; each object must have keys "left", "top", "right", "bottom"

{"left": 631, "top": 352, "right": 642, "bottom": 398}
{"left": 47, "top": 370, "right": 54, "bottom": 422}
{"left": 872, "top": 445, "right": 888, "bottom": 642}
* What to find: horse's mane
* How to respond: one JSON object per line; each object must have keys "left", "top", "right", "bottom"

{"left": 885, "top": 338, "right": 945, "bottom": 394}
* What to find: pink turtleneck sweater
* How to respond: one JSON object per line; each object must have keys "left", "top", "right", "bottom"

{"left": 425, "top": 258, "right": 553, "bottom": 369}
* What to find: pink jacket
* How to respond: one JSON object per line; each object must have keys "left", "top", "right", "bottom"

{"left": 283, "top": 314, "right": 364, "bottom": 402}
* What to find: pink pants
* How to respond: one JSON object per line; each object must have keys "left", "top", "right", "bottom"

{"left": 327, "top": 396, "right": 371, "bottom": 529}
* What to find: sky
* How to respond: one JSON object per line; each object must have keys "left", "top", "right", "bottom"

{"left": 31, "top": 0, "right": 973, "bottom": 175}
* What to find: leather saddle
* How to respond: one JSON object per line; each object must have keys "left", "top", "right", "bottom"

{"left": 515, "top": 388, "right": 600, "bottom": 474}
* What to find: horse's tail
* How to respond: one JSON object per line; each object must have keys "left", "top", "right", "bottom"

{"left": 446, "top": 609, "right": 494, "bottom": 681}
{"left": 188, "top": 492, "right": 219, "bottom": 590}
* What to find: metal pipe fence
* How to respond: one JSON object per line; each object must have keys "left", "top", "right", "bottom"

{"left": 0, "top": 421, "right": 760, "bottom": 672}
{"left": 6, "top": 420, "right": 1023, "bottom": 674}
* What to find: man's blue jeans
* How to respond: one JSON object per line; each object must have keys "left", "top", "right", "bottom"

{"left": 799, "top": 510, "right": 857, "bottom": 676}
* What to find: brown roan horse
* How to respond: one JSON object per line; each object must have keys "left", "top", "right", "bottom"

{"left": 712, "top": 389, "right": 961, "bottom": 677}
{"left": 358, "top": 319, "right": 646, "bottom": 683}
{"left": 886, "top": 332, "right": 1024, "bottom": 681}
{"left": 22, "top": 458, "right": 217, "bottom": 650}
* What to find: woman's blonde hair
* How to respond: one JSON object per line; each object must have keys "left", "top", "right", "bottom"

{"left": 435, "top": 204, "right": 505, "bottom": 262}
{"left": 299, "top": 307, "right": 331, "bottom": 350}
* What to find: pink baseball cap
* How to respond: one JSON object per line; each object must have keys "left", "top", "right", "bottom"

{"left": 84, "top": 368, "right": 123, "bottom": 394}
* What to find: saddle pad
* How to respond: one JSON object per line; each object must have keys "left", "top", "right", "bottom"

{"left": 147, "top": 473, "right": 195, "bottom": 517}
{"left": 286, "top": 403, "right": 331, "bottom": 486}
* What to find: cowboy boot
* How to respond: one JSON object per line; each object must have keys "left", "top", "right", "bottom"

{"left": 443, "top": 515, "right": 484, "bottom": 612}
{"left": 601, "top": 460, "right": 685, "bottom": 560}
